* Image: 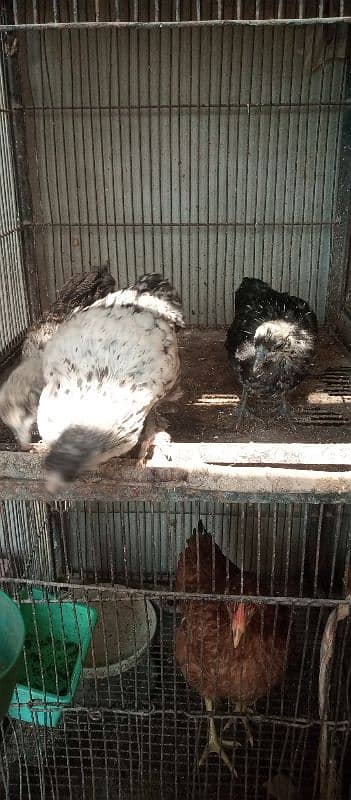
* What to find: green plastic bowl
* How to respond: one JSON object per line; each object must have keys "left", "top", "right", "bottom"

{"left": 0, "top": 590, "right": 25, "bottom": 721}
{"left": 9, "top": 588, "right": 98, "bottom": 727}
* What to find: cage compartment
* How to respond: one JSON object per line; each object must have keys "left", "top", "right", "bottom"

{"left": 0, "top": 583, "right": 350, "bottom": 800}
{"left": 0, "top": 499, "right": 350, "bottom": 798}
{"left": 0, "top": 8, "right": 350, "bottom": 490}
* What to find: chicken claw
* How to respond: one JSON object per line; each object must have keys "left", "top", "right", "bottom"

{"left": 28, "top": 441, "right": 49, "bottom": 455}
{"left": 137, "top": 411, "right": 172, "bottom": 467}
{"left": 199, "top": 698, "right": 239, "bottom": 775}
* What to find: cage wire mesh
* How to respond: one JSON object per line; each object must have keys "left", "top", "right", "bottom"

{"left": 0, "top": 1, "right": 350, "bottom": 799}
{"left": 0, "top": 1, "right": 350, "bottom": 326}
{"left": 0, "top": 499, "right": 350, "bottom": 799}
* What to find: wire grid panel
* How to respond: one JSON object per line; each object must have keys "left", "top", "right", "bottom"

{"left": 52, "top": 500, "right": 351, "bottom": 598}
{"left": 0, "top": 499, "right": 349, "bottom": 798}
{"left": 0, "top": 584, "right": 350, "bottom": 800}
{"left": 0, "top": 712, "right": 335, "bottom": 800}
{"left": 0, "top": 37, "right": 29, "bottom": 354}
{"left": 0, "top": 500, "right": 56, "bottom": 581}
{"left": 8, "top": 0, "right": 351, "bottom": 25}
{"left": 18, "top": 20, "right": 348, "bottom": 325}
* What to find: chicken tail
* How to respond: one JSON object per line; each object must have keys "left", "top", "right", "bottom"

{"left": 44, "top": 426, "right": 113, "bottom": 488}
{"left": 130, "top": 273, "right": 185, "bottom": 328}
{"left": 176, "top": 518, "right": 242, "bottom": 594}
{"left": 48, "top": 267, "right": 116, "bottom": 320}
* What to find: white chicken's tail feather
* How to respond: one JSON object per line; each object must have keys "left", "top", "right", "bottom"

{"left": 87, "top": 272, "right": 185, "bottom": 329}
{"left": 44, "top": 426, "right": 114, "bottom": 485}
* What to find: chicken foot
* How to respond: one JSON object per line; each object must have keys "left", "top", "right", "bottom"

{"left": 137, "top": 410, "right": 172, "bottom": 467}
{"left": 199, "top": 697, "right": 239, "bottom": 775}
{"left": 223, "top": 703, "right": 254, "bottom": 748}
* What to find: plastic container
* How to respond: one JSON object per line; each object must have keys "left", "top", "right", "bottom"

{"left": 0, "top": 590, "right": 25, "bottom": 721}
{"left": 9, "top": 587, "right": 98, "bottom": 727}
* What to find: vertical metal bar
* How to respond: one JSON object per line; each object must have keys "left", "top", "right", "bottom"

{"left": 52, "top": 1, "right": 58, "bottom": 23}
{"left": 325, "top": 33, "right": 351, "bottom": 324}
{"left": 42, "top": 30, "right": 65, "bottom": 291}
{"left": 156, "top": 27, "right": 164, "bottom": 270}
{"left": 176, "top": 23, "right": 183, "bottom": 299}
{"left": 12, "top": 1, "right": 19, "bottom": 25}
{"left": 280, "top": 22, "right": 297, "bottom": 295}
{"left": 299, "top": 503, "right": 309, "bottom": 596}
{"left": 146, "top": 25, "right": 155, "bottom": 271}
{"left": 59, "top": 28, "right": 74, "bottom": 279}
{"left": 195, "top": 26, "right": 201, "bottom": 323}
{"left": 252, "top": 18, "right": 265, "bottom": 282}
{"left": 4, "top": 31, "right": 41, "bottom": 322}
{"left": 127, "top": 25, "right": 137, "bottom": 278}
{"left": 205, "top": 23, "right": 213, "bottom": 326}
{"left": 32, "top": 1, "right": 38, "bottom": 26}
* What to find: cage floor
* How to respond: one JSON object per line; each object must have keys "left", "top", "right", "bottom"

{"left": 1, "top": 604, "right": 348, "bottom": 800}
{"left": 161, "top": 327, "right": 351, "bottom": 447}
{"left": 0, "top": 327, "right": 350, "bottom": 456}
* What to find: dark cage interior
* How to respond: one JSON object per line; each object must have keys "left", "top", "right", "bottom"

{"left": 0, "top": 2, "right": 350, "bottom": 800}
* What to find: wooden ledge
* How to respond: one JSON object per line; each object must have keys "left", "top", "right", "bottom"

{"left": 0, "top": 448, "right": 349, "bottom": 502}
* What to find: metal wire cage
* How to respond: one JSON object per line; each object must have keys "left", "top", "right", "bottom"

{"left": 0, "top": 499, "right": 350, "bottom": 799}
{"left": 0, "top": 2, "right": 350, "bottom": 799}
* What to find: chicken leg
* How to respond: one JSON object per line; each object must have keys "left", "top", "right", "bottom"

{"left": 235, "top": 388, "right": 250, "bottom": 431}
{"left": 199, "top": 697, "right": 239, "bottom": 775}
{"left": 276, "top": 393, "right": 292, "bottom": 420}
{"left": 137, "top": 410, "right": 173, "bottom": 467}
{"left": 223, "top": 703, "right": 254, "bottom": 747}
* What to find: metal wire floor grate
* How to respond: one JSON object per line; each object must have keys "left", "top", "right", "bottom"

{"left": 1, "top": 712, "right": 323, "bottom": 800}
{"left": 162, "top": 328, "right": 351, "bottom": 445}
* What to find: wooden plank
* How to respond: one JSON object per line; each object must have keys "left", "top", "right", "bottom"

{"left": 149, "top": 442, "right": 351, "bottom": 466}
{"left": 0, "top": 450, "right": 349, "bottom": 502}
{"left": 1, "top": 19, "right": 351, "bottom": 31}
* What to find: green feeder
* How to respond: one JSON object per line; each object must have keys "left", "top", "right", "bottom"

{"left": 0, "top": 590, "right": 25, "bottom": 721}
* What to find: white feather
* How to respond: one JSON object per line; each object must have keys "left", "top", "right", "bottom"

{"left": 37, "top": 301, "right": 180, "bottom": 457}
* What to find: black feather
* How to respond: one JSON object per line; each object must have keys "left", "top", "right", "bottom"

{"left": 226, "top": 277, "right": 318, "bottom": 403}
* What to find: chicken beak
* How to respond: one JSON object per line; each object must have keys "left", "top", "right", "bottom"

{"left": 232, "top": 603, "right": 246, "bottom": 649}
{"left": 253, "top": 345, "right": 266, "bottom": 374}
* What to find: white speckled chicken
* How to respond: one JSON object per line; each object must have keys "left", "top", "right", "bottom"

{"left": 37, "top": 273, "right": 184, "bottom": 489}
{"left": 0, "top": 268, "right": 115, "bottom": 447}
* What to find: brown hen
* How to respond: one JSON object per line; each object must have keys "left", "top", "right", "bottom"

{"left": 175, "top": 521, "right": 291, "bottom": 773}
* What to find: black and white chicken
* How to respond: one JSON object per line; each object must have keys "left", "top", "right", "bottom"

{"left": 0, "top": 268, "right": 115, "bottom": 447}
{"left": 225, "top": 277, "right": 318, "bottom": 421}
{"left": 37, "top": 273, "right": 184, "bottom": 490}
